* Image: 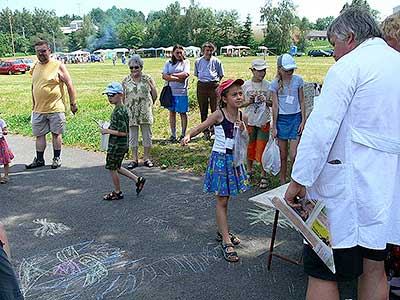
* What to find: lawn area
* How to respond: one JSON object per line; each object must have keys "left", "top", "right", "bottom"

{"left": 0, "top": 55, "right": 334, "bottom": 175}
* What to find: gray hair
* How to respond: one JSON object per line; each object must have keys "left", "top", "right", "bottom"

{"left": 128, "top": 54, "right": 144, "bottom": 67}
{"left": 327, "top": 7, "right": 382, "bottom": 45}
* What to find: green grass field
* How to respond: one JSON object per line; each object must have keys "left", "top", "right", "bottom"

{"left": 0, "top": 55, "right": 334, "bottom": 176}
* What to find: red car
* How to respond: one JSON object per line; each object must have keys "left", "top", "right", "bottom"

{"left": 0, "top": 59, "right": 29, "bottom": 75}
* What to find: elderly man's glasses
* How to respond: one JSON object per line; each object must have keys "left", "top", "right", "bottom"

{"left": 130, "top": 66, "right": 140, "bottom": 70}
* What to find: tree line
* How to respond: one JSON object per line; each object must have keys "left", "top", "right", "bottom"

{"left": 0, "top": 0, "right": 379, "bottom": 57}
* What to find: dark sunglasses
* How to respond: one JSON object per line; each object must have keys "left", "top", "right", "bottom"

{"left": 106, "top": 93, "right": 117, "bottom": 97}
{"left": 129, "top": 65, "right": 140, "bottom": 70}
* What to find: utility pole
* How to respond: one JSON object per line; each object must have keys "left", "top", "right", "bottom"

{"left": 52, "top": 31, "right": 57, "bottom": 53}
{"left": 8, "top": 8, "right": 16, "bottom": 57}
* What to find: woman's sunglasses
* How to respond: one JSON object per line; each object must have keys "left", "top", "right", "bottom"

{"left": 129, "top": 66, "right": 140, "bottom": 70}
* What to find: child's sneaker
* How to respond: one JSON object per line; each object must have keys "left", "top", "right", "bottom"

{"left": 51, "top": 157, "right": 62, "bottom": 169}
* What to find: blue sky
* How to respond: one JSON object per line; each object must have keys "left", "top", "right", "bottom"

{"left": 2, "top": 0, "right": 399, "bottom": 23}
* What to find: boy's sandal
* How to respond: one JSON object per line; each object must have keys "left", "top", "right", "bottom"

{"left": 221, "top": 243, "right": 239, "bottom": 263}
{"left": 127, "top": 161, "right": 138, "bottom": 169}
{"left": 216, "top": 231, "right": 241, "bottom": 246}
{"left": 259, "top": 177, "right": 269, "bottom": 189}
{"left": 136, "top": 177, "right": 146, "bottom": 195}
{"left": 143, "top": 160, "right": 154, "bottom": 168}
{"left": 103, "top": 191, "right": 124, "bottom": 201}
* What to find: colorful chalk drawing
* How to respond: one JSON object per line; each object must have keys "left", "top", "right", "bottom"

{"left": 246, "top": 204, "right": 298, "bottom": 231}
{"left": 18, "top": 240, "right": 221, "bottom": 299}
{"left": 32, "top": 219, "right": 71, "bottom": 238}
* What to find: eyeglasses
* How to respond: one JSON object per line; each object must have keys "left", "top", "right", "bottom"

{"left": 35, "top": 49, "right": 49, "bottom": 54}
{"left": 129, "top": 66, "right": 140, "bottom": 70}
{"left": 106, "top": 93, "right": 117, "bottom": 97}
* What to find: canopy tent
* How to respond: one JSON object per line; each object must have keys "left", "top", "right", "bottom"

{"left": 220, "top": 45, "right": 250, "bottom": 57}
{"left": 136, "top": 47, "right": 165, "bottom": 57}
{"left": 184, "top": 46, "right": 201, "bottom": 57}
{"left": 69, "top": 50, "right": 90, "bottom": 56}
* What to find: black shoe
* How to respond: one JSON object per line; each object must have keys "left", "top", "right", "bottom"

{"left": 51, "top": 157, "right": 62, "bottom": 169}
{"left": 25, "top": 157, "right": 45, "bottom": 169}
{"left": 167, "top": 135, "right": 177, "bottom": 143}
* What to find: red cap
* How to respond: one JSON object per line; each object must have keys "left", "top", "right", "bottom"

{"left": 218, "top": 79, "right": 244, "bottom": 96}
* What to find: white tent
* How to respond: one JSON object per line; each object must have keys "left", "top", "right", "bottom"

{"left": 220, "top": 45, "right": 250, "bottom": 56}
{"left": 184, "top": 46, "right": 201, "bottom": 57}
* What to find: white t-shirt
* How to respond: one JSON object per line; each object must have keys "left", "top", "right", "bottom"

{"left": 242, "top": 79, "right": 271, "bottom": 126}
{"left": 0, "top": 119, "right": 6, "bottom": 139}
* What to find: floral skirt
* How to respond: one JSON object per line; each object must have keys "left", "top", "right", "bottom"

{"left": 0, "top": 138, "right": 14, "bottom": 165}
{"left": 204, "top": 151, "right": 250, "bottom": 196}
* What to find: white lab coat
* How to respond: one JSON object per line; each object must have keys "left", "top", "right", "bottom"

{"left": 292, "top": 38, "right": 400, "bottom": 249}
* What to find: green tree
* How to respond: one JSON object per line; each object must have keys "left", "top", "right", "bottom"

{"left": 117, "top": 22, "right": 145, "bottom": 49}
{"left": 213, "top": 10, "right": 243, "bottom": 49}
{"left": 261, "top": 0, "right": 296, "bottom": 54}
{"left": 341, "top": 0, "right": 380, "bottom": 19}
{"left": 314, "top": 16, "right": 334, "bottom": 30}
{"left": 295, "top": 17, "right": 311, "bottom": 52}
{"left": 238, "top": 14, "right": 254, "bottom": 46}
{"left": 0, "top": 33, "right": 13, "bottom": 56}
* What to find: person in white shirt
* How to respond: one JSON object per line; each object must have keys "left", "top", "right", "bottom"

{"left": 284, "top": 8, "right": 400, "bottom": 300}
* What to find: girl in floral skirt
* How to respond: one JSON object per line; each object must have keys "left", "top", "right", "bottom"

{"left": 181, "top": 79, "right": 250, "bottom": 263}
{"left": 0, "top": 113, "right": 14, "bottom": 184}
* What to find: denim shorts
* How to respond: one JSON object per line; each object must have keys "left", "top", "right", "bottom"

{"left": 276, "top": 112, "right": 301, "bottom": 140}
{"left": 166, "top": 96, "right": 189, "bottom": 113}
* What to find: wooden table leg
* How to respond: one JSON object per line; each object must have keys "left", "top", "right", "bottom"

{"left": 267, "top": 209, "right": 280, "bottom": 270}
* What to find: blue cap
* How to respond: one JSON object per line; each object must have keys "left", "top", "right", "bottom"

{"left": 102, "top": 82, "right": 123, "bottom": 94}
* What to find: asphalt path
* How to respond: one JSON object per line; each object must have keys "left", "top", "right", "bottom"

{"left": 1, "top": 134, "right": 357, "bottom": 300}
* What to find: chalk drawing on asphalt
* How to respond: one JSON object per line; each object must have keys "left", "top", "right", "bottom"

{"left": 18, "top": 240, "right": 222, "bottom": 299}
{"left": 246, "top": 204, "right": 298, "bottom": 231}
{"left": 32, "top": 218, "right": 71, "bottom": 238}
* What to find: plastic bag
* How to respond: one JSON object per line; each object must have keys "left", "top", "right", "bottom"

{"left": 233, "top": 124, "right": 249, "bottom": 167}
{"left": 246, "top": 102, "right": 269, "bottom": 127}
{"left": 262, "top": 138, "right": 281, "bottom": 175}
{"left": 93, "top": 119, "right": 110, "bottom": 152}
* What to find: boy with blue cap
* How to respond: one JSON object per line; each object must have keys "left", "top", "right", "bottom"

{"left": 101, "top": 82, "right": 146, "bottom": 200}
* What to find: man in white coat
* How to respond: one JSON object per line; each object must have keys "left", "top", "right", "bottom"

{"left": 284, "top": 8, "right": 400, "bottom": 300}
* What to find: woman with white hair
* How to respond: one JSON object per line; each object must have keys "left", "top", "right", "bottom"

{"left": 122, "top": 54, "right": 157, "bottom": 169}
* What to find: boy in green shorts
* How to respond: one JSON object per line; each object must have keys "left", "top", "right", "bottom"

{"left": 101, "top": 82, "right": 146, "bottom": 200}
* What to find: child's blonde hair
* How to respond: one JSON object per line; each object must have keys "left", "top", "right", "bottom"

{"left": 382, "top": 12, "right": 400, "bottom": 42}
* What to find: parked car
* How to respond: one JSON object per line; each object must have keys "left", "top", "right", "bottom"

{"left": 0, "top": 60, "right": 29, "bottom": 75}
{"left": 90, "top": 54, "right": 101, "bottom": 62}
{"left": 308, "top": 49, "right": 333, "bottom": 57}
{"left": 21, "top": 58, "right": 35, "bottom": 70}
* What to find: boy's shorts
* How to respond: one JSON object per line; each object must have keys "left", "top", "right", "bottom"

{"left": 303, "top": 244, "right": 388, "bottom": 282}
{"left": 31, "top": 112, "right": 66, "bottom": 136}
{"left": 247, "top": 122, "right": 270, "bottom": 162}
{"left": 105, "top": 154, "right": 124, "bottom": 170}
{"left": 166, "top": 96, "right": 189, "bottom": 113}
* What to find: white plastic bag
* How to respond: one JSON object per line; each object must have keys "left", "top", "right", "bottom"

{"left": 93, "top": 119, "right": 110, "bottom": 152}
{"left": 233, "top": 124, "right": 249, "bottom": 167}
{"left": 262, "top": 138, "right": 281, "bottom": 175}
{"left": 246, "top": 102, "right": 269, "bottom": 127}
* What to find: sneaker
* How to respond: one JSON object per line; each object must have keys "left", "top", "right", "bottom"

{"left": 51, "top": 157, "right": 62, "bottom": 169}
{"left": 177, "top": 135, "right": 185, "bottom": 142}
{"left": 25, "top": 157, "right": 45, "bottom": 169}
{"left": 167, "top": 135, "right": 177, "bottom": 143}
